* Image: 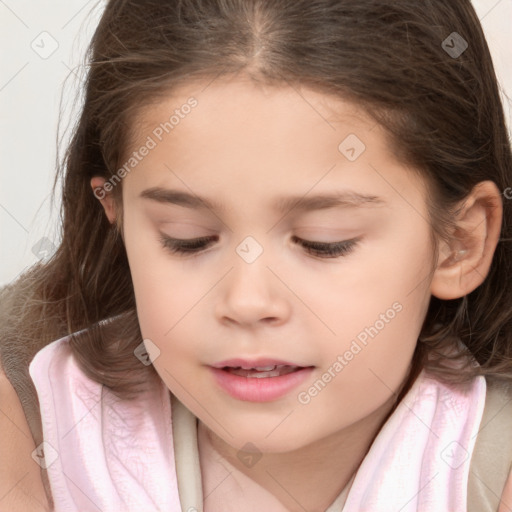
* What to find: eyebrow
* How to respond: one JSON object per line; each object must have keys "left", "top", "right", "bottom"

{"left": 140, "top": 187, "right": 386, "bottom": 214}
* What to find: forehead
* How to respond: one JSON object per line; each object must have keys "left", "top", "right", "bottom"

{"left": 131, "top": 75, "right": 377, "bottom": 154}
{"left": 121, "top": 75, "right": 428, "bottom": 218}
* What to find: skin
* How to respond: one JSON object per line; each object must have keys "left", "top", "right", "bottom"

{"left": 90, "top": 74, "right": 506, "bottom": 511}
{"left": 0, "top": 365, "right": 50, "bottom": 511}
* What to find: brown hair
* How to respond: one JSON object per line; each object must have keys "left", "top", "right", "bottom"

{"left": 1, "top": 0, "right": 511, "bottom": 400}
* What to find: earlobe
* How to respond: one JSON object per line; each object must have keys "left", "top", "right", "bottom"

{"left": 430, "top": 181, "right": 503, "bottom": 300}
{"left": 90, "top": 177, "right": 116, "bottom": 224}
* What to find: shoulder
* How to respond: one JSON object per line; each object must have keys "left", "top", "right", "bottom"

{"left": 486, "top": 379, "right": 512, "bottom": 511}
{"left": 468, "top": 376, "right": 512, "bottom": 511}
{"left": 0, "top": 364, "right": 51, "bottom": 511}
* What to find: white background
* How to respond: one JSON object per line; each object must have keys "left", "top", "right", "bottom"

{"left": 1, "top": 0, "right": 511, "bottom": 285}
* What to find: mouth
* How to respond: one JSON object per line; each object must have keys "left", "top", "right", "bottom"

{"left": 220, "top": 365, "right": 304, "bottom": 378}
{"left": 209, "top": 358, "right": 315, "bottom": 402}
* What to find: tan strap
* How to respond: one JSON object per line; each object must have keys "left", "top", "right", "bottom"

{"left": 171, "top": 393, "right": 203, "bottom": 512}
{"left": 467, "top": 377, "right": 512, "bottom": 511}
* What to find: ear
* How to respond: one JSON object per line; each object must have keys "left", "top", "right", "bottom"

{"left": 430, "top": 180, "right": 503, "bottom": 300}
{"left": 90, "top": 177, "right": 116, "bottom": 224}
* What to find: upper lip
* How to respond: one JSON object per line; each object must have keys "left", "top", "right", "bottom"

{"left": 211, "top": 358, "right": 310, "bottom": 369}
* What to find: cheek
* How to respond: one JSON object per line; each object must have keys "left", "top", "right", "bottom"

{"left": 307, "top": 224, "right": 433, "bottom": 404}
{"left": 126, "top": 253, "right": 204, "bottom": 384}
{"left": 129, "top": 263, "right": 199, "bottom": 347}
{"left": 122, "top": 209, "right": 193, "bottom": 341}
{"left": 301, "top": 220, "right": 432, "bottom": 349}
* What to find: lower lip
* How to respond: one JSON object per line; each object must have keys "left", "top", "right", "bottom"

{"left": 209, "top": 366, "right": 314, "bottom": 402}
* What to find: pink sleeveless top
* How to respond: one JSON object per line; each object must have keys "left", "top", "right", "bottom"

{"left": 29, "top": 335, "right": 487, "bottom": 512}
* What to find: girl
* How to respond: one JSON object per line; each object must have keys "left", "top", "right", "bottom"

{"left": 1, "top": 0, "right": 511, "bottom": 511}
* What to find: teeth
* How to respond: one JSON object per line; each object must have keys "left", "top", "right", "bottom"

{"left": 226, "top": 365, "right": 300, "bottom": 378}
{"left": 249, "top": 369, "right": 281, "bottom": 378}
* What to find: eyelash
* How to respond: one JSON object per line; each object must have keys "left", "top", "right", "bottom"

{"left": 159, "top": 234, "right": 359, "bottom": 259}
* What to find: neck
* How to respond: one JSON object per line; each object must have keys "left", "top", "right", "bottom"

{"left": 197, "top": 391, "right": 402, "bottom": 512}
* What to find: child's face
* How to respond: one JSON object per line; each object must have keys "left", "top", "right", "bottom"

{"left": 121, "top": 75, "right": 435, "bottom": 452}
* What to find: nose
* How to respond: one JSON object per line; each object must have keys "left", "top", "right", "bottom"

{"left": 215, "top": 256, "right": 291, "bottom": 328}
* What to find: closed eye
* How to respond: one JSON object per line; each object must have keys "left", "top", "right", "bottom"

{"left": 290, "top": 236, "right": 358, "bottom": 258}
{"left": 159, "top": 234, "right": 359, "bottom": 259}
